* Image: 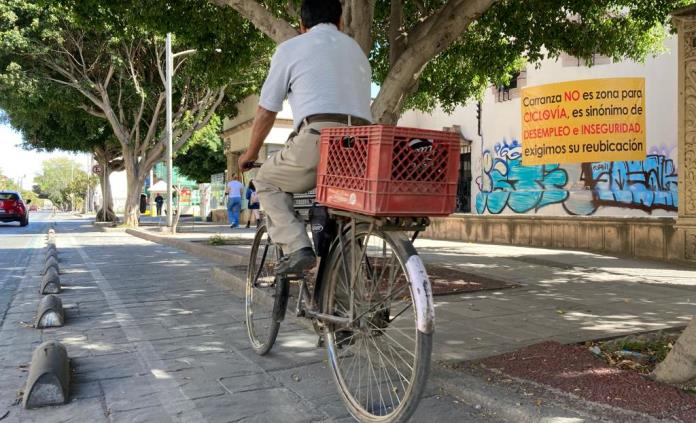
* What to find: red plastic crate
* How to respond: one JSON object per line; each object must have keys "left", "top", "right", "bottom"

{"left": 316, "top": 125, "right": 461, "bottom": 217}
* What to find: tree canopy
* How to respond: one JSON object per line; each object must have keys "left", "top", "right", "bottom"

{"left": 211, "top": 0, "right": 691, "bottom": 122}
{"left": 173, "top": 115, "right": 227, "bottom": 183}
{"left": 33, "top": 157, "right": 95, "bottom": 210}
{"left": 0, "top": 0, "right": 272, "bottom": 225}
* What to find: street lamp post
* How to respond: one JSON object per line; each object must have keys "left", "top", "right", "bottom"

{"left": 165, "top": 33, "right": 174, "bottom": 229}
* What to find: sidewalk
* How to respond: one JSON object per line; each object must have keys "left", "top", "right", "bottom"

{"left": 126, "top": 224, "right": 696, "bottom": 422}
{"left": 128, "top": 225, "right": 696, "bottom": 361}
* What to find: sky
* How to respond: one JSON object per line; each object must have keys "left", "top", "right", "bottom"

{"left": 0, "top": 122, "right": 90, "bottom": 190}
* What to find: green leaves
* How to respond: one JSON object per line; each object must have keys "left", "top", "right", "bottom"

{"left": 372, "top": 0, "right": 689, "bottom": 115}
{"left": 34, "top": 157, "right": 94, "bottom": 209}
{"left": 173, "top": 115, "right": 227, "bottom": 183}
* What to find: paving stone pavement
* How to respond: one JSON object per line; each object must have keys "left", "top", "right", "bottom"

{"left": 0, "top": 216, "right": 503, "bottom": 423}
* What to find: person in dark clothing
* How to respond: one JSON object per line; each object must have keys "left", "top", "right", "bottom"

{"left": 155, "top": 194, "right": 164, "bottom": 216}
{"left": 245, "top": 180, "right": 261, "bottom": 228}
{"left": 139, "top": 194, "right": 148, "bottom": 214}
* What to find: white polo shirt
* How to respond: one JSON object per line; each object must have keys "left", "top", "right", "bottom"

{"left": 259, "top": 24, "right": 373, "bottom": 130}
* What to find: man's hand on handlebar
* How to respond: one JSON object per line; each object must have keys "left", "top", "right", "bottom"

{"left": 239, "top": 150, "right": 259, "bottom": 173}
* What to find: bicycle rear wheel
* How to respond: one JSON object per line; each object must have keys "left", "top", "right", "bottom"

{"left": 321, "top": 222, "right": 434, "bottom": 423}
{"left": 245, "top": 223, "right": 287, "bottom": 355}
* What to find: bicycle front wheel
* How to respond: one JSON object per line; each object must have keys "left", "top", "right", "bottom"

{"left": 321, "top": 222, "right": 434, "bottom": 423}
{"left": 245, "top": 223, "right": 286, "bottom": 355}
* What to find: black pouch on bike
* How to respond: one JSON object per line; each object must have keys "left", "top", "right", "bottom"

{"left": 309, "top": 204, "right": 336, "bottom": 257}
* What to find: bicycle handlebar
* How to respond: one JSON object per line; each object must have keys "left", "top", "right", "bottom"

{"left": 242, "top": 162, "right": 263, "bottom": 170}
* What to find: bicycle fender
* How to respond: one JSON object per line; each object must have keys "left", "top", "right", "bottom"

{"left": 405, "top": 255, "right": 435, "bottom": 334}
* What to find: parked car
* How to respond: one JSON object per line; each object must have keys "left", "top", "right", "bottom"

{"left": 0, "top": 191, "right": 31, "bottom": 226}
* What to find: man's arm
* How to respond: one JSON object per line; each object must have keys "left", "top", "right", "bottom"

{"left": 239, "top": 106, "right": 278, "bottom": 171}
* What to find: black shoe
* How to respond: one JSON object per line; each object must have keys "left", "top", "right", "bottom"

{"left": 276, "top": 247, "right": 316, "bottom": 274}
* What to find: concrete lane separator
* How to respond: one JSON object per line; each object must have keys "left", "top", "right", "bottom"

{"left": 126, "top": 228, "right": 247, "bottom": 267}
{"left": 69, "top": 235, "right": 208, "bottom": 422}
{"left": 42, "top": 256, "right": 59, "bottom": 276}
{"left": 45, "top": 247, "right": 58, "bottom": 262}
{"left": 34, "top": 295, "right": 64, "bottom": 328}
{"left": 22, "top": 341, "right": 70, "bottom": 409}
{"left": 40, "top": 267, "right": 61, "bottom": 294}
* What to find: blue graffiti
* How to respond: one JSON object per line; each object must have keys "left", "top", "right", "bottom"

{"left": 476, "top": 140, "right": 569, "bottom": 214}
{"left": 580, "top": 155, "right": 678, "bottom": 212}
{"left": 476, "top": 140, "right": 679, "bottom": 215}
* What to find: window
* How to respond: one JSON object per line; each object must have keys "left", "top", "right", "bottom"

{"left": 493, "top": 70, "right": 526, "bottom": 102}
{"left": 561, "top": 52, "right": 612, "bottom": 67}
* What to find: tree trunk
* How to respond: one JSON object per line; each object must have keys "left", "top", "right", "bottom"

{"left": 652, "top": 317, "right": 696, "bottom": 384}
{"left": 96, "top": 168, "right": 116, "bottom": 222}
{"left": 123, "top": 171, "right": 146, "bottom": 228}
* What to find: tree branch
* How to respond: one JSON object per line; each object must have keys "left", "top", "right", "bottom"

{"left": 286, "top": 0, "right": 299, "bottom": 20}
{"left": 389, "top": 0, "right": 405, "bottom": 66}
{"left": 79, "top": 104, "right": 106, "bottom": 118}
{"left": 210, "top": 0, "right": 299, "bottom": 43}
{"left": 413, "top": 0, "right": 426, "bottom": 15}
{"left": 140, "top": 93, "right": 166, "bottom": 159}
{"left": 343, "top": 0, "right": 375, "bottom": 55}
{"left": 372, "top": 0, "right": 498, "bottom": 123}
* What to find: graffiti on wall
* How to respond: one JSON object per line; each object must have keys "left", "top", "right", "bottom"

{"left": 475, "top": 140, "right": 569, "bottom": 214}
{"left": 475, "top": 140, "right": 678, "bottom": 215}
{"left": 577, "top": 154, "right": 678, "bottom": 213}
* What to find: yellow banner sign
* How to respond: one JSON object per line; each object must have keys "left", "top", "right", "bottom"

{"left": 521, "top": 78, "right": 646, "bottom": 165}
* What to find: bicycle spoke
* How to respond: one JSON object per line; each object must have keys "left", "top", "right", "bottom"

{"left": 367, "top": 332, "right": 405, "bottom": 407}
{"left": 324, "top": 223, "right": 431, "bottom": 422}
{"left": 245, "top": 226, "right": 282, "bottom": 355}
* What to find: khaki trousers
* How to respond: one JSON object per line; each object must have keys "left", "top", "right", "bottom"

{"left": 254, "top": 121, "right": 346, "bottom": 254}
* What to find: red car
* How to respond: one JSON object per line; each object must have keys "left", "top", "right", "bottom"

{"left": 0, "top": 191, "right": 31, "bottom": 227}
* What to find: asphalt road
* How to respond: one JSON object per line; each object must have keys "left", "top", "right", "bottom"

{"left": 0, "top": 211, "right": 51, "bottom": 328}
{"left": 0, "top": 214, "right": 505, "bottom": 423}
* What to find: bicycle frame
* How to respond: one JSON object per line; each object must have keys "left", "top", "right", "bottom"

{"left": 283, "top": 206, "right": 435, "bottom": 334}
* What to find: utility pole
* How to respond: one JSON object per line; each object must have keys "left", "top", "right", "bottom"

{"left": 166, "top": 33, "right": 174, "bottom": 229}
{"left": 164, "top": 34, "right": 197, "bottom": 231}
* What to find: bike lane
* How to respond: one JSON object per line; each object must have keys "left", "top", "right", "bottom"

{"left": 0, "top": 217, "right": 502, "bottom": 423}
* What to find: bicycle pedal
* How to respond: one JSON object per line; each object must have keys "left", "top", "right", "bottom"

{"left": 284, "top": 273, "right": 305, "bottom": 281}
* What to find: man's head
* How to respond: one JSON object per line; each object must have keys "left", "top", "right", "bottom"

{"left": 300, "top": 0, "right": 342, "bottom": 33}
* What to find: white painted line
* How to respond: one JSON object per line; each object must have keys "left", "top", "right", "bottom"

{"left": 69, "top": 236, "right": 207, "bottom": 423}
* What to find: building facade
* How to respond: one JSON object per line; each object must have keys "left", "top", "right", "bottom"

{"left": 222, "top": 31, "right": 696, "bottom": 262}
{"left": 397, "top": 36, "right": 688, "bottom": 263}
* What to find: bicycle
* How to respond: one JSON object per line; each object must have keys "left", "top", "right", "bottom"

{"left": 244, "top": 164, "right": 435, "bottom": 423}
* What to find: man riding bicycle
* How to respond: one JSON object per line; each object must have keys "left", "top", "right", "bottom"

{"left": 238, "top": 0, "right": 372, "bottom": 275}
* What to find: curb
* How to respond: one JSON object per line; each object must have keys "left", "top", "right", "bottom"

{"left": 126, "top": 229, "right": 247, "bottom": 267}
{"left": 431, "top": 365, "right": 664, "bottom": 423}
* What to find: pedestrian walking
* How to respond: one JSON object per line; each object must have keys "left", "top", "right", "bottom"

{"left": 155, "top": 194, "right": 164, "bottom": 216}
{"left": 245, "top": 180, "right": 261, "bottom": 228}
{"left": 225, "top": 177, "right": 244, "bottom": 228}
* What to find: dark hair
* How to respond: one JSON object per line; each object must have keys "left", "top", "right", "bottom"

{"left": 301, "top": 0, "right": 342, "bottom": 29}
{"left": 248, "top": 180, "right": 256, "bottom": 191}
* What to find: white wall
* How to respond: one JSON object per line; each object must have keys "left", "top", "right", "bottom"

{"left": 400, "top": 36, "right": 679, "bottom": 218}
{"left": 94, "top": 171, "right": 128, "bottom": 212}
